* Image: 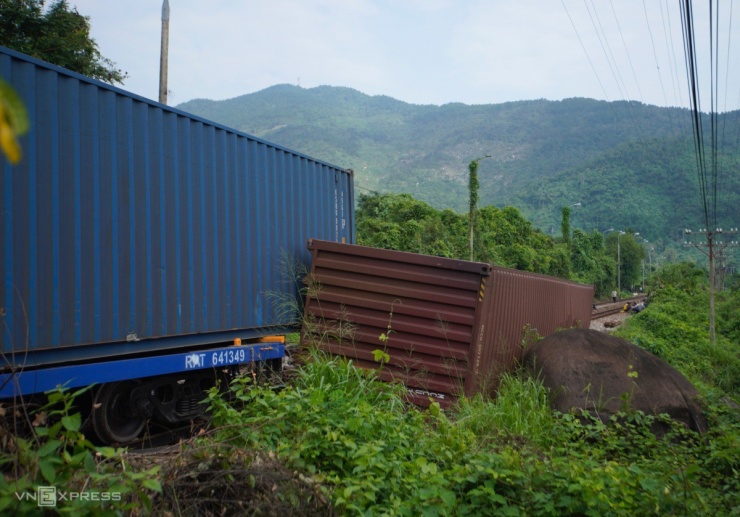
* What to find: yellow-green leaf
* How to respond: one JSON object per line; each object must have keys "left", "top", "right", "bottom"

{"left": 0, "top": 79, "right": 29, "bottom": 134}
{"left": 0, "top": 78, "right": 29, "bottom": 165}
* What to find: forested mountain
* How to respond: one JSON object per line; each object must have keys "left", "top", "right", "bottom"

{"left": 178, "top": 85, "right": 740, "bottom": 245}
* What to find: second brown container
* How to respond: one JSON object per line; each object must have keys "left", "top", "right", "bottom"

{"left": 301, "top": 239, "right": 594, "bottom": 406}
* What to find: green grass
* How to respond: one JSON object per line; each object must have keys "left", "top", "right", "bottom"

{"left": 200, "top": 335, "right": 739, "bottom": 515}
{"left": 452, "top": 372, "right": 556, "bottom": 450}
{"left": 616, "top": 286, "right": 740, "bottom": 401}
{"left": 176, "top": 279, "right": 740, "bottom": 514}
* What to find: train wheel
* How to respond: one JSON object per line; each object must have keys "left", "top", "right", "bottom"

{"left": 92, "top": 381, "right": 146, "bottom": 444}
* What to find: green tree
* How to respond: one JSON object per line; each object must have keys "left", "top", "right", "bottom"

{"left": 570, "top": 229, "right": 614, "bottom": 297}
{"left": 605, "top": 232, "right": 646, "bottom": 293}
{"left": 560, "top": 206, "right": 571, "bottom": 246}
{"left": 0, "top": 0, "right": 127, "bottom": 84}
{"left": 468, "top": 157, "right": 489, "bottom": 261}
{"left": 647, "top": 262, "right": 705, "bottom": 293}
{"left": 356, "top": 192, "right": 578, "bottom": 280}
{"left": 356, "top": 193, "right": 466, "bottom": 258}
{"left": 476, "top": 205, "right": 568, "bottom": 276}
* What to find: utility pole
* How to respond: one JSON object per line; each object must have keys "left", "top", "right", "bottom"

{"left": 617, "top": 231, "right": 625, "bottom": 296}
{"left": 684, "top": 227, "right": 739, "bottom": 346}
{"left": 639, "top": 238, "right": 650, "bottom": 291}
{"left": 618, "top": 235, "right": 621, "bottom": 294}
{"left": 716, "top": 248, "right": 727, "bottom": 291}
{"left": 159, "top": 0, "right": 170, "bottom": 105}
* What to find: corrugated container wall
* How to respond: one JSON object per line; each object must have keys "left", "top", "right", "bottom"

{"left": 0, "top": 47, "right": 354, "bottom": 366}
{"left": 302, "top": 240, "right": 593, "bottom": 406}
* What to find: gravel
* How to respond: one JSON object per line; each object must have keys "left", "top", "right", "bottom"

{"left": 590, "top": 310, "right": 631, "bottom": 333}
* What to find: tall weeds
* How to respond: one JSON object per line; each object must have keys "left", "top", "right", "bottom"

{"left": 452, "top": 371, "right": 555, "bottom": 449}
{"left": 201, "top": 349, "right": 737, "bottom": 515}
{"left": 0, "top": 388, "right": 161, "bottom": 515}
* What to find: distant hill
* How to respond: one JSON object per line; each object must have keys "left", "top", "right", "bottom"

{"left": 177, "top": 85, "right": 740, "bottom": 244}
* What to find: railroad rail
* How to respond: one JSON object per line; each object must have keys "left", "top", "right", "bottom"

{"left": 592, "top": 295, "right": 647, "bottom": 320}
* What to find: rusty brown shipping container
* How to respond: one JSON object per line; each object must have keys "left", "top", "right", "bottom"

{"left": 301, "top": 239, "right": 594, "bottom": 407}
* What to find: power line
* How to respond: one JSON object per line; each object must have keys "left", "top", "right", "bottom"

{"left": 584, "top": 0, "right": 645, "bottom": 141}
{"left": 564, "top": 1, "right": 650, "bottom": 138}
{"left": 679, "top": 0, "right": 738, "bottom": 347}
{"left": 561, "top": 0, "right": 611, "bottom": 101}
{"left": 354, "top": 182, "right": 381, "bottom": 195}
{"left": 586, "top": 0, "right": 629, "bottom": 101}
{"left": 658, "top": 0, "right": 691, "bottom": 139}
{"left": 710, "top": 0, "right": 719, "bottom": 230}
{"left": 643, "top": 0, "right": 672, "bottom": 108}
{"left": 719, "top": 1, "right": 739, "bottom": 184}
{"left": 721, "top": 0, "right": 734, "bottom": 112}
{"left": 680, "top": 0, "right": 711, "bottom": 230}
{"left": 610, "top": 0, "right": 646, "bottom": 104}
{"left": 661, "top": 0, "right": 686, "bottom": 109}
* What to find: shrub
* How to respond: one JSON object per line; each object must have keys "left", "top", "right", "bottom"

{"left": 203, "top": 352, "right": 739, "bottom": 515}
{"left": 0, "top": 388, "right": 161, "bottom": 515}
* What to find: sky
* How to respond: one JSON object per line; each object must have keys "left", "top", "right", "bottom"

{"left": 70, "top": 0, "right": 740, "bottom": 111}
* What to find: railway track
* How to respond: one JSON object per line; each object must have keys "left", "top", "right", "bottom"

{"left": 592, "top": 295, "right": 647, "bottom": 320}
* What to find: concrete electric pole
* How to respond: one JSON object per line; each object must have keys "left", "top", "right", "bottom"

{"left": 159, "top": 0, "right": 170, "bottom": 105}
{"left": 684, "top": 227, "right": 739, "bottom": 346}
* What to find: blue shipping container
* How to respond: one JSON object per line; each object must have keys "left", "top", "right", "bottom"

{"left": 0, "top": 46, "right": 354, "bottom": 368}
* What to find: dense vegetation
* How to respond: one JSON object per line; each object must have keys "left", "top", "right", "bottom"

{"left": 190, "top": 268, "right": 739, "bottom": 515}
{"left": 619, "top": 262, "right": 740, "bottom": 398}
{"left": 0, "top": 388, "right": 162, "bottom": 514}
{"left": 355, "top": 192, "right": 647, "bottom": 297}
{"left": 0, "top": 0, "right": 127, "bottom": 84}
{"left": 2, "top": 259, "right": 736, "bottom": 515}
{"left": 178, "top": 85, "right": 740, "bottom": 258}
{"left": 515, "top": 137, "right": 740, "bottom": 245}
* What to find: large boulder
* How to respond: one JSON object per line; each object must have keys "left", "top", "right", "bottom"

{"left": 523, "top": 328, "right": 707, "bottom": 433}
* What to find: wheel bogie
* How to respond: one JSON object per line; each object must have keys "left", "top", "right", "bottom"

{"left": 90, "top": 370, "right": 228, "bottom": 445}
{"left": 92, "top": 380, "right": 147, "bottom": 445}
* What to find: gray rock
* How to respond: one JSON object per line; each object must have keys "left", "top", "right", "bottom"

{"left": 523, "top": 328, "right": 707, "bottom": 433}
